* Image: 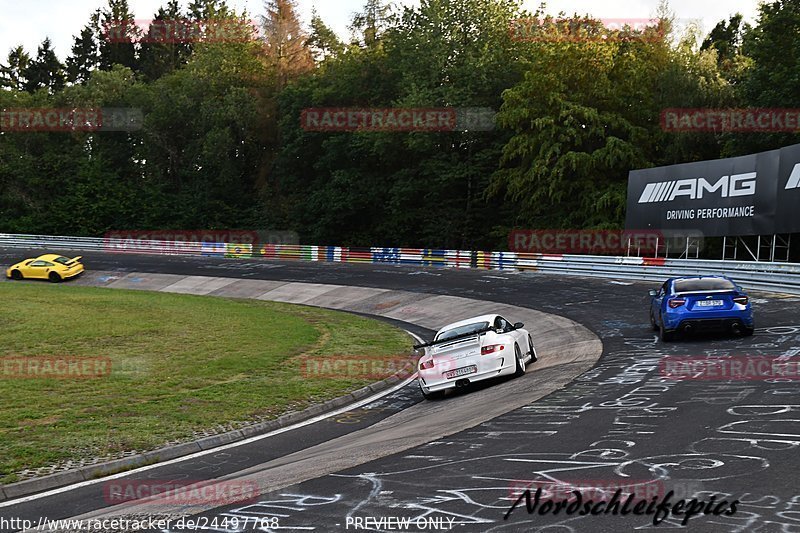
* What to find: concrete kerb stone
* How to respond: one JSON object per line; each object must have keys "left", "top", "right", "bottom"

{"left": 3, "top": 470, "right": 86, "bottom": 499}
{"left": 350, "top": 386, "right": 373, "bottom": 400}
{"left": 143, "top": 442, "right": 203, "bottom": 462}
{"left": 196, "top": 430, "right": 246, "bottom": 451}
{"left": 238, "top": 421, "right": 280, "bottom": 439}
{"left": 80, "top": 455, "right": 149, "bottom": 480}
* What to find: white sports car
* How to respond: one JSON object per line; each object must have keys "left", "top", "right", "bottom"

{"left": 415, "top": 314, "right": 537, "bottom": 400}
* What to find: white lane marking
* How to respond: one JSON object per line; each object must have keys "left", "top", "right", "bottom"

{"left": 0, "top": 333, "right": 423, "bottom": 507}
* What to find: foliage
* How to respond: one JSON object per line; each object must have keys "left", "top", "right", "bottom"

{"left": 0, "top": 0, "right": 797, "bottom": 247}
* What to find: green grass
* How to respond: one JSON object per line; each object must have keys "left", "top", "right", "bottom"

{"left": 0, "top": 283, "right": 413, "bottom": 484}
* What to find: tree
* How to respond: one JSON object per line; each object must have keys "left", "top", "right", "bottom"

{"left": 271, "top": 0, "right": 526, "bottom": 248}
{"left": 261, "top": 0, "right": 313, "bottom": 88}
{"left": 0, "top": 46, "right": 30, "bottom": 90}
{"left": 306, "top": 8, "right": 344, "bottom": 62}
{"left": 349, "top": 0, "right": 394, "bottom": 47}
{"left": 98, "top": 0, "right": 140, "bottom": 72}
{"left": 188, "top": 0, "right": 231, "bottom": 20}
{"left": 489, "top": 13, "right": 700, "bottom": 229}
{"left": 23, "top": 38, "right": 66, "bottom": 93}
{"left": 138, "top": 0, "right": 192, "bottom": 81}
{"left": 139, "top": 36, "right": 270, "bottom": 228}
{"left": 701, "top": 14, "right": 749, "bottom": 64}
{"left": 731, "top": 0, "right": 800, "bottom": 153}
{"left": 700, "top": 13, "right": 752, "bottom": 83}
{"left": 66, "top": 12, "right": 101, "bottom": 84}
{"left": 382, "top": 0, "right": 528, "bottom": 247}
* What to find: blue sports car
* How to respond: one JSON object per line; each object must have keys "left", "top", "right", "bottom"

{"left": 649, "top": 276, "right": 754, "bottom": 342}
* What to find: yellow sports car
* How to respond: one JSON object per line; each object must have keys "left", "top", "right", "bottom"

{"left": 6, "top": 254, "right": 84, "bottom": 282}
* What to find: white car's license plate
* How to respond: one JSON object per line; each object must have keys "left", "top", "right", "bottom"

{"left": 696, "top": 300, "right": 724, "bottom": 307}
{"left": 445, "top": 365, "right": 477, "bottom": 379}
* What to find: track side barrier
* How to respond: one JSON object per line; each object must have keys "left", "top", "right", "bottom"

{"left": 1, "top": 234, "right": 798, "bottom": 295}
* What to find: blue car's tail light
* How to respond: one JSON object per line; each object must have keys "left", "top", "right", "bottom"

{"left": 733, "top": 296, "right": 749, "bottom": 305}
{"left": 668, "top": 298, "right": 687, "bottom": 309}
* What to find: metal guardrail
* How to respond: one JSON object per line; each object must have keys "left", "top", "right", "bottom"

{"left": 1, "top": 233, "right": 799, "bottom": 295}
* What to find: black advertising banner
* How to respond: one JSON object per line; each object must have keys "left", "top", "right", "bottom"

{"left": 776, "top": 143, "right": 800, "bottom": 234}
{"left": 624, "top": 144, "right": 800, "bottom": 237}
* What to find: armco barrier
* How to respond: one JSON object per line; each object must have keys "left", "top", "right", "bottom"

{"left": 1, "top": 234, "right": 798, "bottom": 295}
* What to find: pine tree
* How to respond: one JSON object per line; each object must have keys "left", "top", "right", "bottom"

{"left": 701, "top": 14, "right": 749, "bottom": 68}
{"left": 188, "top": 0, "right": 231, "bottom": 20}
{"left": 98, "top": 0, "right": 140, "bottom": 71}
{"left": 349, "top": 0, "right": 394, "bottom": 47}
{"left": 139, "top": 0, "right": 192, "bottom": 81}
{"left": 66, "top": 12, "right": 101, "bottom": 84}
{"left": 306, "top": 8, "right": 344, "bottom": 62}
{"left": 0, "top": 45, "right": 30, "bottom": 91}
{"left": 23, "top": 38, "right": 66, "bottom": 93}
{"left": 261, "top": 0, "right": 314, "bottom": 87}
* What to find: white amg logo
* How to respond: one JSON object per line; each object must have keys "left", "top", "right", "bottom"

{"left": 638, "top": 172, "right": 757, "bottom": 204}
{"left": 786, "top": 163, "right": 800, "bottom": 190}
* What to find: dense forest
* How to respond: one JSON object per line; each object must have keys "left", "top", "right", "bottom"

{"left": 0, "top": 0, "right": 798, "bottom": 249}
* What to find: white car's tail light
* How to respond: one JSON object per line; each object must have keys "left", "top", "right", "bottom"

{"left": 419, "top": 359, "right": 434, "bottom": 370}
{"left": 481, "top": 344, "right": 504, "bottom": 355}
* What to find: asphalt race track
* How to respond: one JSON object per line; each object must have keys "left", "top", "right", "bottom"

{"left": 2, "top": 248, "right": 800, "bottom": 532}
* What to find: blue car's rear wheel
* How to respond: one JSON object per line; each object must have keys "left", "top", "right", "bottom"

{"left": 650, "top": 312, "right": 659, "bottom": 331}
{"left": 659, "top": 323, "right": 676, "bottom": 342}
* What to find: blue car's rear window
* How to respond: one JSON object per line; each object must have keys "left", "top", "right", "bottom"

{"left": 674, "top": 278, "right": 735, "bottom": 293}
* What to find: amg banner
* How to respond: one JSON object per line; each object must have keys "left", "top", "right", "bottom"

{"left": 625, "top": 143, "right": 800, "bottom": 236}
{"left": 777, "top": 143, "right": 800, "bottom": 234}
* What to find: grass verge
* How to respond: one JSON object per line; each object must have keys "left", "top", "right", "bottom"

{"left": 0, "top": 282, "right": 413, "bottom": 484}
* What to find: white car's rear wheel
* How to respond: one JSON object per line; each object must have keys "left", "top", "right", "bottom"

{"left": 527, "top": 334, "right": 538, "bottom": 363}
{"left": 514, "top": 344, "right": 526, "bottom": 377}
{"left": 419, "top": 381, "right": 445, "bottom": 400}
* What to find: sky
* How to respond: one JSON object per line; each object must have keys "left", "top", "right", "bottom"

{"left": 0, "top": 0, "right": 762, "bottom": 61}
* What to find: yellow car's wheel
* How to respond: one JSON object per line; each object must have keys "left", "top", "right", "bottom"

{"left": 48, "top": 272, "right": 62, "bottom": 283}
{"left": 10, "top": 270, "right": 23, "bottom": 280}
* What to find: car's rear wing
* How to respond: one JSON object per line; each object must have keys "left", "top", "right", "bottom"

{"left": 674, "top": 289, "right": 736, "bottom": 296}
{"left": 413, "top": 326, "right": 494, "bottom": 350}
